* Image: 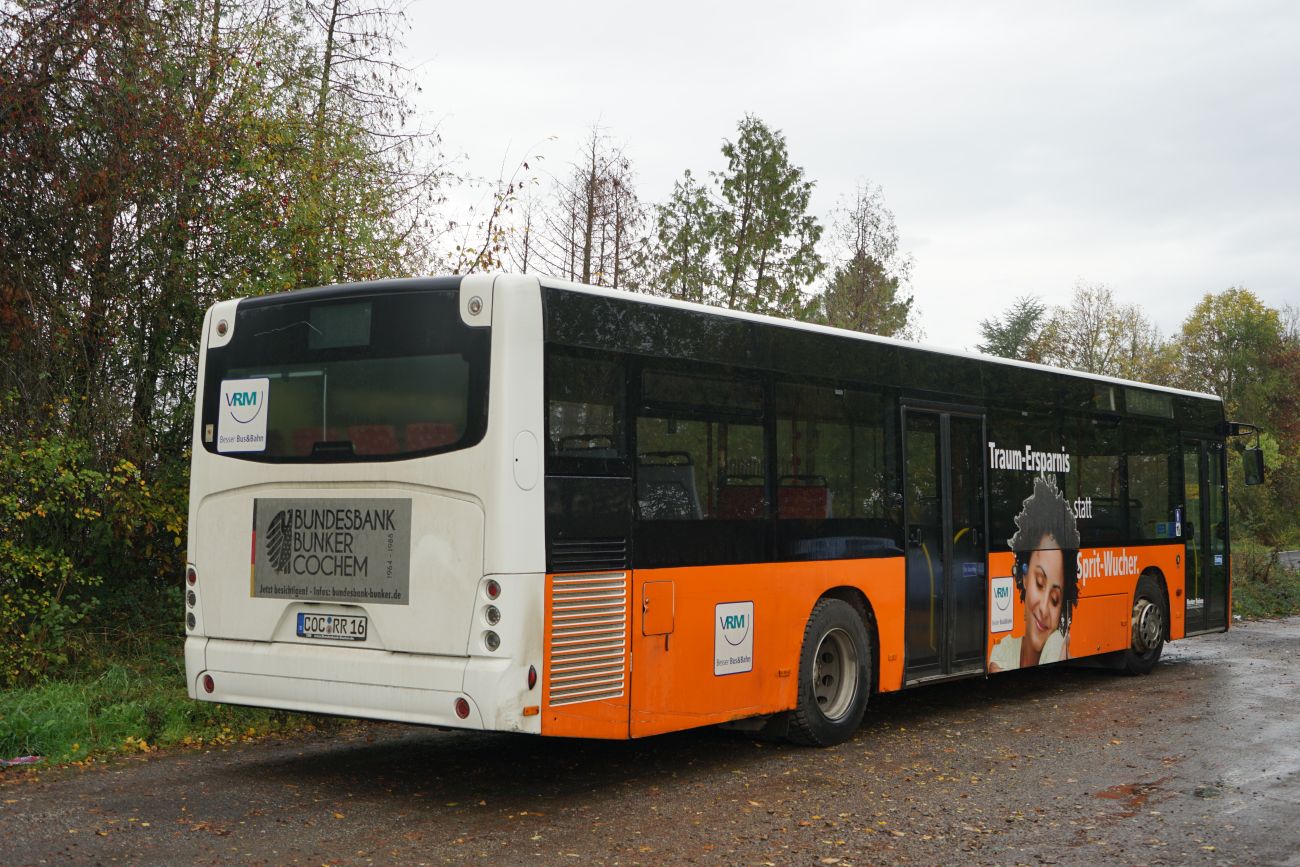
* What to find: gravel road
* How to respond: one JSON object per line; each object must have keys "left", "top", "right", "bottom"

{"left": 3, "top": 616, "right": 1298, "bottom": 866}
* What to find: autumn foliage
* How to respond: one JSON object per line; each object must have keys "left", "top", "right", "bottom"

{"left": 0, "top": 0, "right": 439, "bottom": 683}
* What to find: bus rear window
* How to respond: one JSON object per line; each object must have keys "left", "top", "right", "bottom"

{"left": 201, "top": 289, "right": 489, "bottom": 461}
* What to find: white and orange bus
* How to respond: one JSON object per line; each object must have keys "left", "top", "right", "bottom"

{"left": 185, "top": 274, "right": 1255, "bottom": 745}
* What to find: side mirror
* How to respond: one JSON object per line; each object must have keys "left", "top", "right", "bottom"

{"left": 1243, "top": 447, "right": 1266, "bottom": 486}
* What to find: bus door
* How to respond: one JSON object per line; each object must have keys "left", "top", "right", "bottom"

{"left": 1181, "top": 438, "right": 1229, "bottom": 633}
{"left": 902, "top": 407, "right": 987, "bottom": 681}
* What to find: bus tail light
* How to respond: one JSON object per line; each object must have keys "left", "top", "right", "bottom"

{"left": 186, "top": 566, "right": 197, "bottom": 586}
{"left": 485, "top": 579, "right": 501, "bottom": 600}
{"left": 454, "top": 697, "right": 470, "bottom": 719}
{"left": 202, "top": 674, "right": 215, "bottom": 694}
{"left": 528, "top": 665, "right": 537, "bottom": 690}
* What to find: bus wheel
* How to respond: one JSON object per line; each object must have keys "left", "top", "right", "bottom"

{"left": 1122, "top": 574, "right": 1167, "bottom": 675}
{"left": 788, "top": 598, "right": 872, "bottom": 746}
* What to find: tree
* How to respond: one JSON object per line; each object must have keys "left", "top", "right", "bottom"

{"left": 812, "top": 182, "right": 917, "bottom": 338}
{"left": 977, "top": 296, "right": 1050, "bottom": 361}
{"left": 1174, "top": 289, "right": 1297, "bottom": 551}
{"left": 712, "top": 115, "right": 821, "bottom": 315}
{"left": 1046, "top": 282, "right": 1126, "bottom": 375}
{"left": 289, "top": 0, "right": 446, "bottom": 287}
{"left": 1176, "top": 288, "right": 1283, "bottom": 415}
{"left": 711, "top": 115, "right": 823, "bottom": 315}
{"left": 532, "top": 127, "right": 643, "bottom": 289}
{"left": 1041, "top": 282, "right": 1166, "bottom": 379}
{"left": 0, "top": 0, "right": 451, "bottom": 672}
{"left": 642, "top": 115, "right": 823, "bottom": 313}
{"left": 0, "top": 0, "right": 444, "bottom": 460}
{"left": 643, "top": 170, "right": 715, "bottom": 303}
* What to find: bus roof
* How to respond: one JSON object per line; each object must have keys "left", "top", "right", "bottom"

{"left": 537, "top": 276, "right": 1222, "bottom": 405}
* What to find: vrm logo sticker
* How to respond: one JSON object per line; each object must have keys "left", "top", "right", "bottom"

{"left": 990, "top": 576, "right": 1014, "bottom": 633}
{"left": 217, "top": 377, "right": 270, "bottom": 453}
{"left": 714, "top": 601, "right": 754, "bottom": 675}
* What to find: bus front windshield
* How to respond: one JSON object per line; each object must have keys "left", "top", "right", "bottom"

{"left": 201, "top": 288, "right": 489, "bottom": 461}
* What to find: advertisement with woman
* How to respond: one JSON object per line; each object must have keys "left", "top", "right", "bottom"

{"left": 989, "top": 474, "right": 1081, "bottom": 672}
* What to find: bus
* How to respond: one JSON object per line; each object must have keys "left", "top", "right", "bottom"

{"left": 184, "top": 274, "right": 1259, "bottom": 746}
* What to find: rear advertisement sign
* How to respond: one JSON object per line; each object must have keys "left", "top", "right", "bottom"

{"left": 251, "top": 498, "right": 412, "bottom": 604}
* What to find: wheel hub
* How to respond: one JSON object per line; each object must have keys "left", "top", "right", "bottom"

{"left": 1132, "top": 597, "right": 1164, "bottom": 653}
{"left": 813, "top": 627, "right": 859, "bottom": 721}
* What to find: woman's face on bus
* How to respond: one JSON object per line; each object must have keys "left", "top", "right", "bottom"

{"left": 1023, "top": 534, "right": 1065, "bottom": 654}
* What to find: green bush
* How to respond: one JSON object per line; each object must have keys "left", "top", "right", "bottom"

{"left": 0, "top": 438, "right": 184, "bottom": 685}
{"left": 1232, "top": 538, "right": 1300, "bottom": 619}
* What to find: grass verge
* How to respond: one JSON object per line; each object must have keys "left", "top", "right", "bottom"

{"left": 0, "top": 583, "right": 345, "bottom": 766}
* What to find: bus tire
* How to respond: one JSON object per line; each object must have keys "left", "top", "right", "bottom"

{"left": 1122, "top": 573, "right": 1167, "bottom": 676}
{"left": 788, "top": 598, "right": 872, "bottom": 746}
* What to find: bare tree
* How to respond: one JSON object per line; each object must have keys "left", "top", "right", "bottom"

{"left": 300, "top": 0, "right": 448, "bottom": 282}
{"left": 1043, "top": 282, "right": 1166, "bottom": 379}
{"left": 532, "top": 126, "right": 643, "bottom": 289}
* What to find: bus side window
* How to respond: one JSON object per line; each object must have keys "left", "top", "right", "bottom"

{"left": 1127, "top": 423, "right": 1176, "bottom": 541}
{"left": 636, "top": 368, "right": 766, "bottom": 521}
{"left": 546, "top": 350, "right": 626, "bottom": 466}
{"left": 775, "top": 381, "right": 888, "bottom": 521}
{"left": 1061, "top": 414, "right": 1124, "bottom": 547}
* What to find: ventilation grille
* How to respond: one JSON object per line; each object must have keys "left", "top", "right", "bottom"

{"left": 550, "top": 538, "right": 628, "bottom": 572}
{"left": 547, "top": 572, "right": 628, "bottom": 707}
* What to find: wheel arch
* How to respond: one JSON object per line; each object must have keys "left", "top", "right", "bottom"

{"left": 1138, "top": 566, "right": 1171, "bottom": 641}
{"left": 819, "top": 585, "right": 880, "bottom": 694}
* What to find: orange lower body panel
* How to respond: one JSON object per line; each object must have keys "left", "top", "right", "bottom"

{"left": 986, "top": 544, "right": 1185, "bottom": 669}
{"left": 540, "top": 558, "right": 905, "bottom": 740}
{"left": 541, "top": 545, "right": 1187, "bottom": 739}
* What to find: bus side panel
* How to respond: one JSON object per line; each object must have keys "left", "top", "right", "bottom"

{"left": 1163, "top": 544, "right": 1188, "bottom": 640}
{"left": 540, "top": 571, "right": 631, "bottom": 739}
{"left": 1070, "top": 544, "right": 1186, "bottom": 651}
{"left": 987, "top": 544, "right": 1185, "bottom": 667}
{"left": 868, "top": 559, "right": 907, "bottom": 693}
{"left": 1067, "top": 594, "right": 1134, "bottom": 658}
{"left": 628, "top": 558, "right": 904, "bottom": 739}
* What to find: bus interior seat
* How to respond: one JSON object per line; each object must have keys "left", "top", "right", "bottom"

{"left": 291, "top": 426, "right": 343, "bottom": 456}
{"left": 778, "top": 474, "right": 831, "bottom": 519}
{"left": 718, "top": 475, "right": 767, "bottom": 520}
{"left": 637, "top": 452, "right": 702, "bottom": 520}
{"left": 1086, "top": 496, "right": 1127, "bottom": 543}
{"left": 1127, "top": 499, "right": 1144, "bottom": 538}
{"left": 405, "top": 421, "right": 459, "bottom": 451}
{"left": 348, "top": 424, "right": 400, "bottom": 456}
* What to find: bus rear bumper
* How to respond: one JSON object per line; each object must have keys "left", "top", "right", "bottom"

{"left": 187, "top": 637, "right": 541, "bottom": 734}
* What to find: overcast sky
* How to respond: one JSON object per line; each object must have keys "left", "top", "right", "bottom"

{"left": 402, "top": 0, "right": 1299, "bottom": 351}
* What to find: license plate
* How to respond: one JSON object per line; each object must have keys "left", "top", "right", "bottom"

{"left": 296, "top": 612, "right": 368, "bottom": 641}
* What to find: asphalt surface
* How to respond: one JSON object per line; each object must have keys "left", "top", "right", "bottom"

{"left": 3, "top": 616, "right": 1299, "bottom": 866}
